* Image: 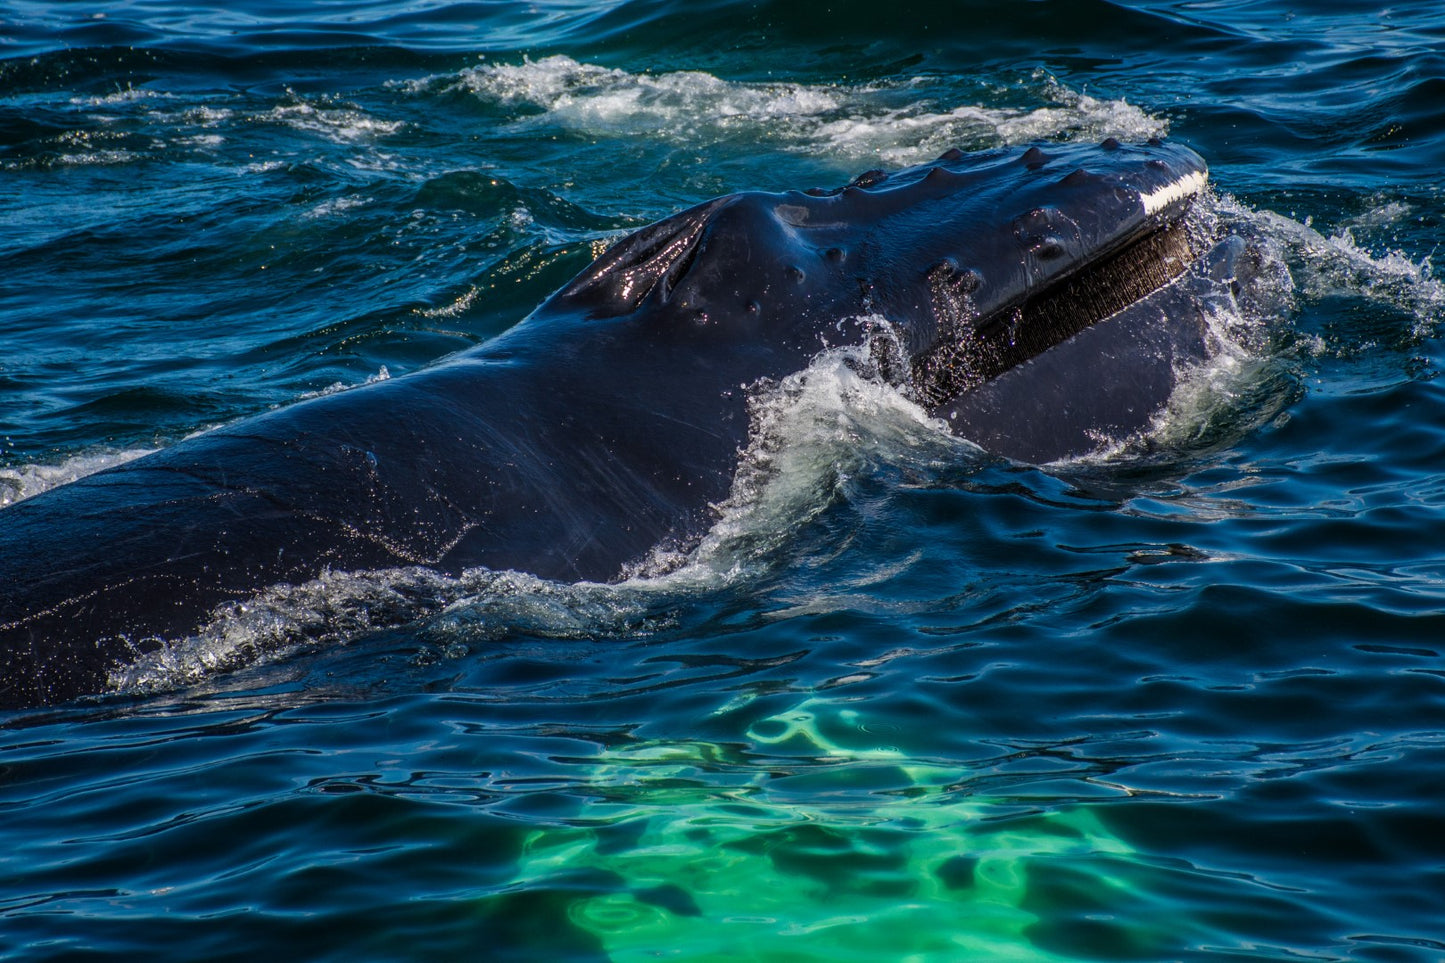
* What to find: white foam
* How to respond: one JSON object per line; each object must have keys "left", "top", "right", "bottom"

{"left": 52, "top": 150, "right": 140, "bottom": 166}
{"left": 111, "top": 566, "right": 460, "bottom": 693}
{"left": 623, "top": 341, "right": 966, "bottom": 584}
{"left": 71, "top": 87, "right": 174, "bottom": 108}
{"left": 450, "top": 55, "right": 842, "bottom": 141}
{"left": 1131, "top": 311, "right": 1273, "bottom": 458}
{"left": 180, "top": 105, "right": 235, "bottom": 126}
{"left": 298, "top": 366, "right": 392, "bottom": 400}
{"left": 1, "top": 448, "right": 156, "bottom": 506}
{"left": 1341, "top": 199, "right": 1414, "bottom": 233}
{"left": 261, "top": 100, "right": 403, "bottom": 143}
{"left": 411, "top": 55, "right": 1167, "bottom": 166}
{"left": 1214, "top": 193, "right": 1444, "bottom": 337}
{"left": 175, "top": 133, "right": 225, "bottom": 149}
{"left": 816, "top": 87, "right": 1164, "bottom": 167}
{"left": 303, "top": 195, "right": 369, "bottom": 219}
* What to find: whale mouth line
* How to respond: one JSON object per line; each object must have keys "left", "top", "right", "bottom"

{"left": 911, "top": 196, "right": 1206, "bottom": 408}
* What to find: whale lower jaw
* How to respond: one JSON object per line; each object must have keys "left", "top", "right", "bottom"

{"left": 931, "top": 232, "right": 1247, "bottom": 464}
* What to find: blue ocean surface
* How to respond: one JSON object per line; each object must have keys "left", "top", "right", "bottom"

{"left": 3, "top": 1, "right": 1445, "bottom": 959}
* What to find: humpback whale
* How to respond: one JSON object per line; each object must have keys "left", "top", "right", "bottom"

{"left": 1, "top": 139, "right": 1228, "bottom": 709}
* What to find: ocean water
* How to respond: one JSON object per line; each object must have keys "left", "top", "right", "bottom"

{"left": 3, "top": 1, "right": 1445, "bottom": 959}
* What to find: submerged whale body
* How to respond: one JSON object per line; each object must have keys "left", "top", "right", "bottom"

{"left": 1, "top": 140, "right": 1228, "bottom": 709}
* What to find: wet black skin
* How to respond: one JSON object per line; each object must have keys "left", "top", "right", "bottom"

{"left": 0, "top": 140, "right": 1213, "bottom": 709}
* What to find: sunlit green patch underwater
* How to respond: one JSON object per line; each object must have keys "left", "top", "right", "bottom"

{"left": 474, "top": 698, "right": 1263, "bottom": 962}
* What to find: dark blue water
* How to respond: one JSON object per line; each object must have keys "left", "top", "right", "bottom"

{"left": 4, "top": 2, "right": 1445, "bottom": 959}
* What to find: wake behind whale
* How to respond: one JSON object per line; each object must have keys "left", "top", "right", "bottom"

{"left": 1, "top": 140, "right": 1236, "bottom": 710}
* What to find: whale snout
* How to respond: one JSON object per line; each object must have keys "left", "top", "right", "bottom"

{"left": 876, "top": 141, "right": 1209, "bottom": 383}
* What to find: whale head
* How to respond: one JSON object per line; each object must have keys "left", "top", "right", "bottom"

{"left": 549, "top": 139, "right": 1210, "bottom": 406}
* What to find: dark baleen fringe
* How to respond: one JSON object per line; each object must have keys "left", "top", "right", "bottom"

{"left": 911, "top": 217, "right": 1203, "bottom": 407}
